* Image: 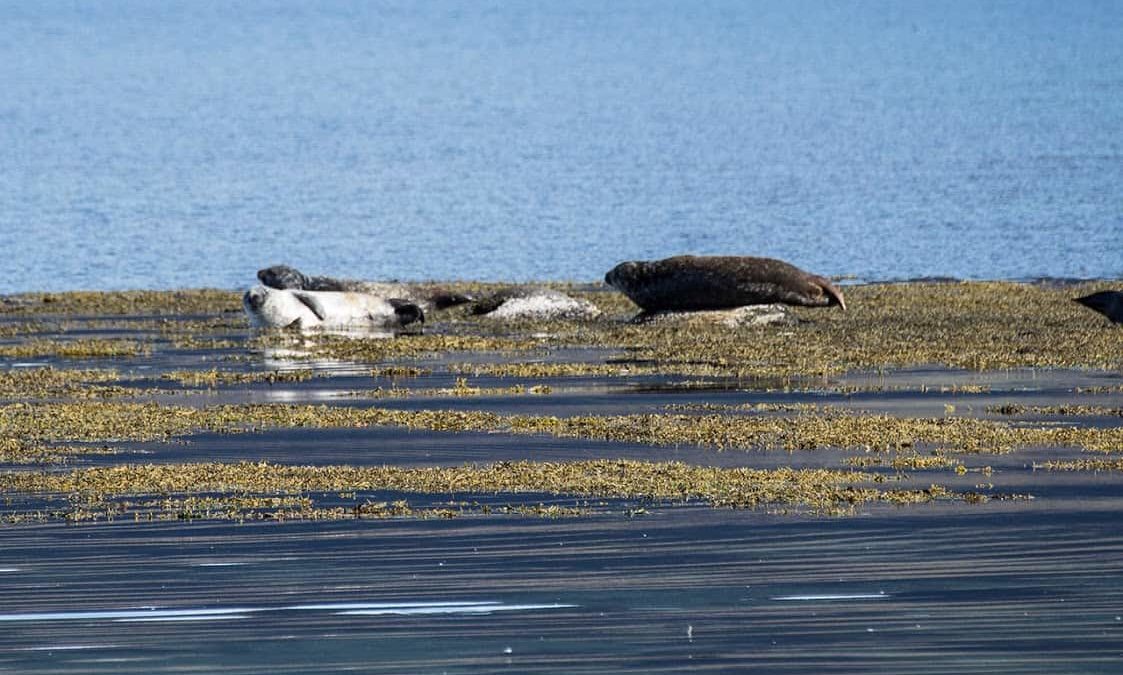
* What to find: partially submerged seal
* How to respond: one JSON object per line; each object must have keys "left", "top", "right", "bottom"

{"left": 605, "top": 255, "right": 846, "bottom": 314}
{"left": 242, "top": 285, "right": 424, "bottom": 330}
{"left": 1073, "top": 291, "right": 1123, "bottom": 325}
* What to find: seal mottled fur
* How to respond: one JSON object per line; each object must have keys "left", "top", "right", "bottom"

{"left": 242, "top": 285, "right": 424, "bottom": 330}
{"left": 473, "top": 288, "right": 601, "bottom": 320}
{"left": 605, "top": 255, "right": 846, "bottom": 313}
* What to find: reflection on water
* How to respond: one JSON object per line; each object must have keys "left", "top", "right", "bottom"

{"left": 0, "top": 600, "right": 575, "bottom": 624}
{"left": 771, "top": 593, "right": 889, "bottom": 602}
{"left": 257, "top": 330, "right": 391, "bottom": 377}
{"left": 2, "top": 510, "right": 1121, "bottom": 673}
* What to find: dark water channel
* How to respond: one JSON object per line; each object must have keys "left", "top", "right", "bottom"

{"left": 2, "top": 507, "right": 1122, "bottom": 674}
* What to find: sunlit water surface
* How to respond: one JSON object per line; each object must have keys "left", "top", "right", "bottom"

{"left": 1, "top": 317, "right": 1122, "bottom": 672}
{"left": 1, "top": 0, "right": 1121, "bottom": 292}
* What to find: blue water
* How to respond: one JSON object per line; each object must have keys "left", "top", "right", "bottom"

{"left": 1, "top": 0, "right": 1120, "bottom": 293}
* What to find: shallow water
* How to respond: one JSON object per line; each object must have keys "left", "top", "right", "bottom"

{"left": 2, "top": 509, "right": 1123, "bottom": 674}
{"left": 2, "top": 312, "right": 1123, "bottom": 672}
{"left": 2, "top": 1, "right": 1122, "bottom": 292}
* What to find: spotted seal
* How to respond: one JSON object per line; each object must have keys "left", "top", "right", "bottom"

{"left": 470, "top": 288, "right": 601, "bottom": 320}
{"left": 1073, "top": 291, "right": 1123, "bottom": 325}
{"left": 242, "top": 285, "right": 424, "bottom": 330}
{"left": 604, "top": 255, "right": 846, "bottom": 315}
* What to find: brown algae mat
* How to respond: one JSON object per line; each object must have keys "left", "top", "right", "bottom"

{"left": 0, "top": 281, "right": 1120, "bottom": 523}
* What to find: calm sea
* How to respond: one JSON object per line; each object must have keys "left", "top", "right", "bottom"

{"left": 1, "top": 0, "right": 1120, "bottom": 293}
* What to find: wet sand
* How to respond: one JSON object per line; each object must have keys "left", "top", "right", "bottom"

{"left": 0, "top": 283, "right": 1121, "bottom": 673}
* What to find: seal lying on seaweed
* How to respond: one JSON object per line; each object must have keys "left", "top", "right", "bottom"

{"left": 242, "top": 285, "right": 424, "bottom": 330}
{"left": 605, "top": 255, "right": 846, "bottom": 316}
{"left": 256, "top": 265, "right": 597, "bottom": 319}
{"left": 256, "top": 265, "right": 472, "bottom": 310}
{"left": 468, "top": 288, "right": 601, "bottom": 320}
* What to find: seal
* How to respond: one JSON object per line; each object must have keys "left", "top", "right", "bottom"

{"left": 256, "top": 264, "right": 361, "bottom": 292}
{"left": 1073, "top": 291, "right": 1123, "bottom": 325}
{"left": 256, "top": 265, "right": 473, "bottom": 310}
{"left": 242, "top": 285, "right": 424, "bottom": 330}
{"left": 470, "top": 288, "right": 601, "bottom": 320}
{"left": 604, "top": 255, "right": 846, "bottom": 314}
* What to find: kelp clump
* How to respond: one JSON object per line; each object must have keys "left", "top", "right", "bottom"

{"left": 1, "top": 459, "right": 971, "bottom": 523}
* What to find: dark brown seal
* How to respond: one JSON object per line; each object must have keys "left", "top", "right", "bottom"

{"left": 1073, "top": 291, "right": 1123, "bottom": 324}
{"left": 604, "top": 255, "right": 846, "bottom": 313}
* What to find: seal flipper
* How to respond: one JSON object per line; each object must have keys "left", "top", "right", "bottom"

{"left": 429, "top": 291, "right": 474, "bottom": 311}
{"left": 388, "top": 299, "right": 425, "bottom": 326}
{"left": 290, "top": 290, "right": 329, "bottom": 321}
{"left": 818, "top": 278, "right": 847, "bottom": 311}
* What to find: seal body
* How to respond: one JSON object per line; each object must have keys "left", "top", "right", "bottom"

{"left": 242, "top": 285, "right": 424, "bottom": 330}
{"left": 605, "top": 255, "right": 846, "bottom": 312}
{"left": 1073, "top": 291, "right": 1123, "bottom": 324}
{"left": 474, "top": 289, "right": 601, "bottom": 320}
{"left": 256, "top": 265, "right": 360, "bottom": 292}
{"left": 256, "top": 265, "right": 473, "bottom": 310}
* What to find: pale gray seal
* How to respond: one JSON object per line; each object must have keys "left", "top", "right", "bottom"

{"left": 256, "top": 265, "right": 473, "bottom": 310}
{"left": 471, "top": 288, "right": 601, "bottom": 320}
{"left": 242, "top": 285, "right": 424, "bottom": 330}
{"left": 1073, "top": 291, "right": 1123, "bottom": 325}
{"left": 631, "top": 304, "right": 795, "bottom": 327}
{"left": 604, "top": 255, "right": 846, "bottom": 314}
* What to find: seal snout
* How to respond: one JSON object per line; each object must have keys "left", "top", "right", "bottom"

{"left": 243, "top": 286, "right": 267, "bottom": 311}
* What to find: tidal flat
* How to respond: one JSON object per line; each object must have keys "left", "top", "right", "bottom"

{"left": 1, "top": 281, "right": 1121, "bottom": 673}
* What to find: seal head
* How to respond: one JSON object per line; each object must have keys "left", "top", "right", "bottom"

{"left": 257, "top": 265, "right": 312, "bottom": 290}
{"left": 257, "top": 265, "right": 354, "bottom": 292}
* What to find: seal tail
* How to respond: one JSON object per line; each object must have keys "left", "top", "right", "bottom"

{"left": 819, "top": 279, "right": 847, "bottom": 311}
